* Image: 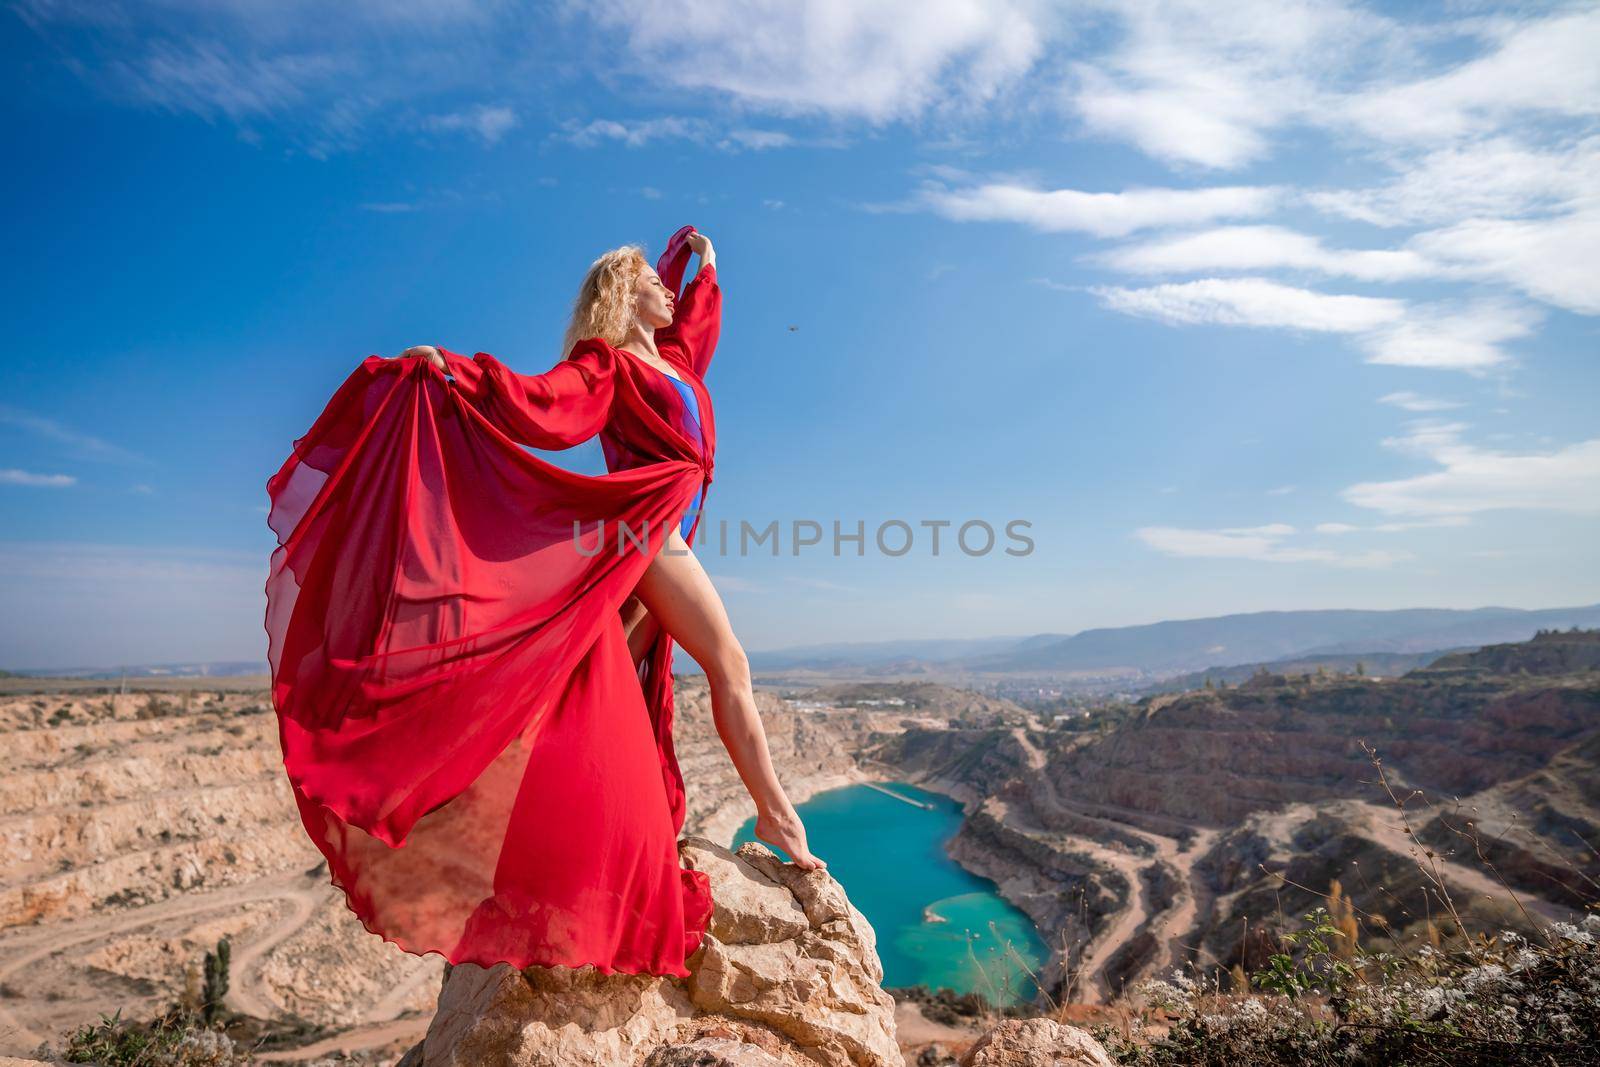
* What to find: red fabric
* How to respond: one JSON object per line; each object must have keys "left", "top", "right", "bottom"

{"left": 264, "top": 226, "right": 721, "bottom": 977}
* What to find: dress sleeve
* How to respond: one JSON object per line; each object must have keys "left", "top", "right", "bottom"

{"left": 655, "top": 262, "right": 721, "bottom": 378}
{"left": 438, "top": 341, "right": 616, "bottom": 449}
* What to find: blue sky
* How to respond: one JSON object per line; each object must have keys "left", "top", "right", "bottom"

{"left": 2, "top": 0, "right": 1597, "bottom": 669}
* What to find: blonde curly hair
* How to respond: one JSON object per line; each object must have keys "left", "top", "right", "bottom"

{"left": 560, "top": 244, "right": 650, "bottom": 360}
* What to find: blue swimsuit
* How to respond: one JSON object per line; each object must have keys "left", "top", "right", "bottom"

{"left": 664, "top": 374, "right": 704, "bottom": 539}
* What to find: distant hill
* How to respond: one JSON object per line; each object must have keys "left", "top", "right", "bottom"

{"left": 975, "top": 605, "right": 1600, "bottom": 675}
{"left": 743, "top": 604, "right": 1600, "bottom": 678}
{"left": 5, "top": 660, "right": 270, "bottom": 680}
{"left": 1147, "top": 647, "right": 1464, "bottom": 694}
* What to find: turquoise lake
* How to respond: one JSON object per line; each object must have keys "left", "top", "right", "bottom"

{"left": 731, "top": 781, "right": 1048, "bottom": 1006}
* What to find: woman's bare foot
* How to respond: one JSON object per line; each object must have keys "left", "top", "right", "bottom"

{"left": 754, "top": 804, "right": 827, "bottom": 871}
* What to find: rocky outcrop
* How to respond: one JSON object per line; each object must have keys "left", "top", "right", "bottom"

{"left": 958, "top": 1019, "right": 1114, "bottom": 1066}
{"left": 397, "top": 837, "right": 900, "bottom": 1067}
{"left": 1423, "top": 627, "right": 1600, "bottom": 677}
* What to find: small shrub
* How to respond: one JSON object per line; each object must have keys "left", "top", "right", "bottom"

{"left": 1101, "top": 915, "right": 1600, "bottom": 1065}
{"left": 137, "top": 696, "right": 176, "bottom": 720}
{"left": 201, "top": 938, "right": 231, "bottom": 1026}
{"left": 48, "top": 1006, "right": 248, "bottom": 1066}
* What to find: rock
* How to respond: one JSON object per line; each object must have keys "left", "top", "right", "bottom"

{"left": 958, "top": 1019, "right": 1114, "bottom": 1067}
{"left": 643, "top": 1037, "right": 790, "bottom": 1065}
{"left": 400, "top": 836, "right": 899, "bottom": 1066}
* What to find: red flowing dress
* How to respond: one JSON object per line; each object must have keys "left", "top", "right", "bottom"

{"left": 264, "top": 225, "right": 720, "bottom": 977}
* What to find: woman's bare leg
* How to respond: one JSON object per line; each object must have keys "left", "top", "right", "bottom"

{"left": 633, "top": 526, "right": 825, "bottom": 870}
{"left": 621, "top": 595, "right": 659, "bottom": 667}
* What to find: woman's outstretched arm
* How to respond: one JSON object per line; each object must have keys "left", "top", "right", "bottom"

{"left": 395, "top": 341, "right": 618, "bottom": 450}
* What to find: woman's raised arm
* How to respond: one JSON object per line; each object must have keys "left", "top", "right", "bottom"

{"left": 434, "top": 341, "right": 617, "bottom": 450}
{"left": 655, "top": 264, "right": 721, "bottom": 378}
{"left": 655, "top": 234, "right": 721, "bottom": 378}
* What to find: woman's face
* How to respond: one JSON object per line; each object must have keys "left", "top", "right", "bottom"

{"left": 633, "top": 266, "right": 676, "bottom": 331}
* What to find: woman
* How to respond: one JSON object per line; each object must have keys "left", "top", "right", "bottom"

{"left": 265, "top": 225, "right": 819, "bottom": 981}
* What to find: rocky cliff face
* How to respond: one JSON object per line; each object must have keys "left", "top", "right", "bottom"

{"left": 396, "top": 838, "right": 901, "bottom": 1067}
{"left": 0, "top": 689, "right": 446, "bottom": 1059}
{"left": 1030, "top": 677, "right": 1598, "bottom": 826}
{"left": 870, "top": 648, "right": 1600, "bottom": 1002}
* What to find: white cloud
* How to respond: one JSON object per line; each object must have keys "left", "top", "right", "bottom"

{"left": 0, "top": 469, "right": 76, "bottom": 488}
{"left": 1065, "top": 4, "right": 1600, "bottom": 169}
{"left": 0, "top": 404, "right": 143, "bottom": 463}
{"left": 423, "top": 104, "right": 517, "bottom": 145}
{"left": 1134, "top": 523, "right": 1409, "bottom": 567}
{"left": 1304, "top": 135, "right": 1600, "bottom": 227}
{"left": 556, "top": 116, "right": 796, "bottom": 152}
{"left": 1092, "top": 212, "right": 1595, "bottom": 319}
{"left": 1062, "top": 0, "right": 1403, "bottom": 169}
{"left": 578, "top": 0, "right": 1047, "bottom": 123}
{"left": 1089, "top": 277, "right": 1403, "bottom": 332}
{"left": 727, "top": 129, "right": 798, "bottom": 151}
{"left": 1344, "top": 422, "right": 1600, "bottom": 516}
{"left": 1094, "top": 224, "right": 1432, "bottom": 280}
{"left": 561, "top": 116, "right": 704, "bottom": 148}
{"left": 15, "top": 1, "right": 513, "bottom": 154}
{"left": 1379, "top": 391, "right": 1464, "bottom": 413}
{"left": 1408, "top": 206, "right": 1600, "bottom": 316}
{"left": 1358, "top": 299, "right": 1540, "bottom": 373}
{"left": 918, "top": 182, "right": 1283, "bottom": 237}
{"left": 1137, "top": 506, "right": 1477, "bottom": 570}
{"left": 1090, "top": 279, "right": 1534, "bottom": 372}
{"left": 1334, "top": 9, "right": 1600, "bottom": 146}
{"left": 110, "top": 39, "right": 348, "bottom": 123}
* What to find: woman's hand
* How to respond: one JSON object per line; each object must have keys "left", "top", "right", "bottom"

{"left": 686, "top": 231, "right": 716, "bottom": 270}
{"left": 397, "top": 345, "right": 446, "bottom": 371}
